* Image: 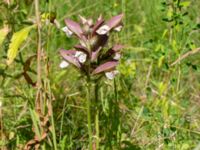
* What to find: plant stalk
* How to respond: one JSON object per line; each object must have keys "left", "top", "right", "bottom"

{"left": 95, "top": 83, "right": 100, "bottom": 149}
{"left": 34, "top": 0, "right": 42, "bottom": 110}
{"left": 86, "top": 82, "right": 93, "bottom": 150}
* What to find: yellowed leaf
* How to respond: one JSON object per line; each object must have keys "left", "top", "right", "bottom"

{"left": 7, "top": 25, "right": 35, "bottom": 65}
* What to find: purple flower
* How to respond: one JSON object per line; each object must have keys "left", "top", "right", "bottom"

{"left": 59, "top": 14, "right": 124, "bottom": 80}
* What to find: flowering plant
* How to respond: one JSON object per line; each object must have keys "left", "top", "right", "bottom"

{"left": 60, "top": 14, "right": 124, "bottom": 80}
{"left": 59, "top": 14, "right": 124, "bottom": 149}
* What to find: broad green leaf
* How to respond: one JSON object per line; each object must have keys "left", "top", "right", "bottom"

{"left": 7, "top": 25, "right": 35, "bottom": 65}
{"left": 0, "top": 26, "right": 10, "bottom": 47}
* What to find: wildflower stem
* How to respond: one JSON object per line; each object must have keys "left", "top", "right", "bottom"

{"left": 95, "top": 83, "right": 100, "bottom": 149}
{"left": 95, "top": 110, "right": 99, "bottom": 149}
{"left": 114, "top": 78, "right": 121, "bottom": 148}
{"left": 86, "top": 82, "right": 93, "bottom": 150}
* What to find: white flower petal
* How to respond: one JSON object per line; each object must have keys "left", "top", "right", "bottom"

{"left": 105, "top": 72, "right": 115, "bottom": 80}
{"left": 75, "top": 51, "right": 87, "bottom": 63}
{"left": 78, "top": 54, "right": 87, "bottom": 63}
{"left": 114, "top": 25, "right": 123, "bottom": 32}
{"left": 113, "top": 53, "right": 121, "bottom": 60}
{"left": 96, "top": 25, "right": 110, "bottom": 35}
{"left": 59, "top": 60, "right": 69, "bottom": 68}
{"left": 105, "top": 70, "right": 119, "bottom": 80}
{"left": 74, "top": 51, "right": 82, "bottom": 57}
{"left": 61, "top": 26, "right": 73, "bottom": 37}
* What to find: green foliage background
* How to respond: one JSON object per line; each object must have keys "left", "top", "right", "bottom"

{"left": 0, "top": 0, "right": 200, "bottom": 149}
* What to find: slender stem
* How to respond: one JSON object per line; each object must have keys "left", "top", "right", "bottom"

{"left": 95, "top": 83, "right": 99, "bottom": 149}
{"left": 59, "top": 96, "right": 67, "bottom": 142}
{"left": 86, "top": 82, "right": 92, "bottom": 150}
{"left": 34, "top": 1, "right": 45, "bottom": 149}
{"left": 114, "top": 78, "right": 121, "bottom": 147}
{"left": 34, "top": 0, "right": 42, "bottom": 109}
{"left": 95, "top": 109, "right": 99, "bottom": 149}
{"left": 0, "top": 105, "right": 3, "bottom": 148}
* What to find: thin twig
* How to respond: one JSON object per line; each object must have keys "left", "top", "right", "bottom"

{"left": 171, "top": 48, "right": 200, "bottom": 66}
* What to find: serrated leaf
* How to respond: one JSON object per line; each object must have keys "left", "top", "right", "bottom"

{"left": 7, "top": 25, "right": 35, "bottom": 65}
{"left": 0, "top": 26, "right": 10, "bottom": 47}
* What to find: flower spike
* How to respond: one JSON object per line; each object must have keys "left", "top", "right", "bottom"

{"left": 60, "top": 14, "right": 124, "bottom": 80}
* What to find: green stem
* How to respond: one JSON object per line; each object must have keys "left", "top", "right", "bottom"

{"left": 86, "top": 82, "right": 92, "bottom": 150}
{"left": 95, "top": 109, "right": 99, "bottom": 149}
{"left": 114, "top": 78, "right": 121, "bottom": 148}
{"left": 95, "top": 83, "right": 100, "bottom": 149}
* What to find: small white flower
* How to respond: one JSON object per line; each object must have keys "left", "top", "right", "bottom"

{"left": 114, "top": 25, "right": 123, "bottom": 32}
{"left": 0, "top": 101, "right": 2, "bottom": 108}
{"left": 105, "top": 70, "right": 119, "bottom": 80}
{"left": 59, "top": 60, "right": 69, "bottom": 68}
{"left": 62, "top": 26, "right": 73, "bottom": 37}
{"left": 113, "top": 53, "right": 121, "bottom": 60}
{"left": 75, "top": 51, "right": 87, "bottom": 63}
{"left": 96, "top": 25, "right": 110, "bottom": 35}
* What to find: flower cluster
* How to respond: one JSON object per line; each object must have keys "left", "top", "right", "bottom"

{"left": 59, "top": 14, "right": 124, "bottom": 80}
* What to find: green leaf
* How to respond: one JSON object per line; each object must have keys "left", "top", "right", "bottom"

{"left": 180, "top": 1, "right": 191, "bottom": 7}
{"left": 0, "top": 26, "right": 10, "bottom": 47}
{"left": 7, "top": 25, "right": 35, "bottom": 65}
{"left": 158, "top": 55, "right": 164, "bottom": 68}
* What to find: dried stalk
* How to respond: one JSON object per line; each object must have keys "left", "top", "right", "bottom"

{"left": 34, "top": 0, "right": 42, "bottom": 110}
{"left": 171, "top": 48, "right": 200, "bottom": 66}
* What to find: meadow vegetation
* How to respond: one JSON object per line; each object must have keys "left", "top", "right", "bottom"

{"left": 0, "top": 0, "right": 200, "bottom": 149}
